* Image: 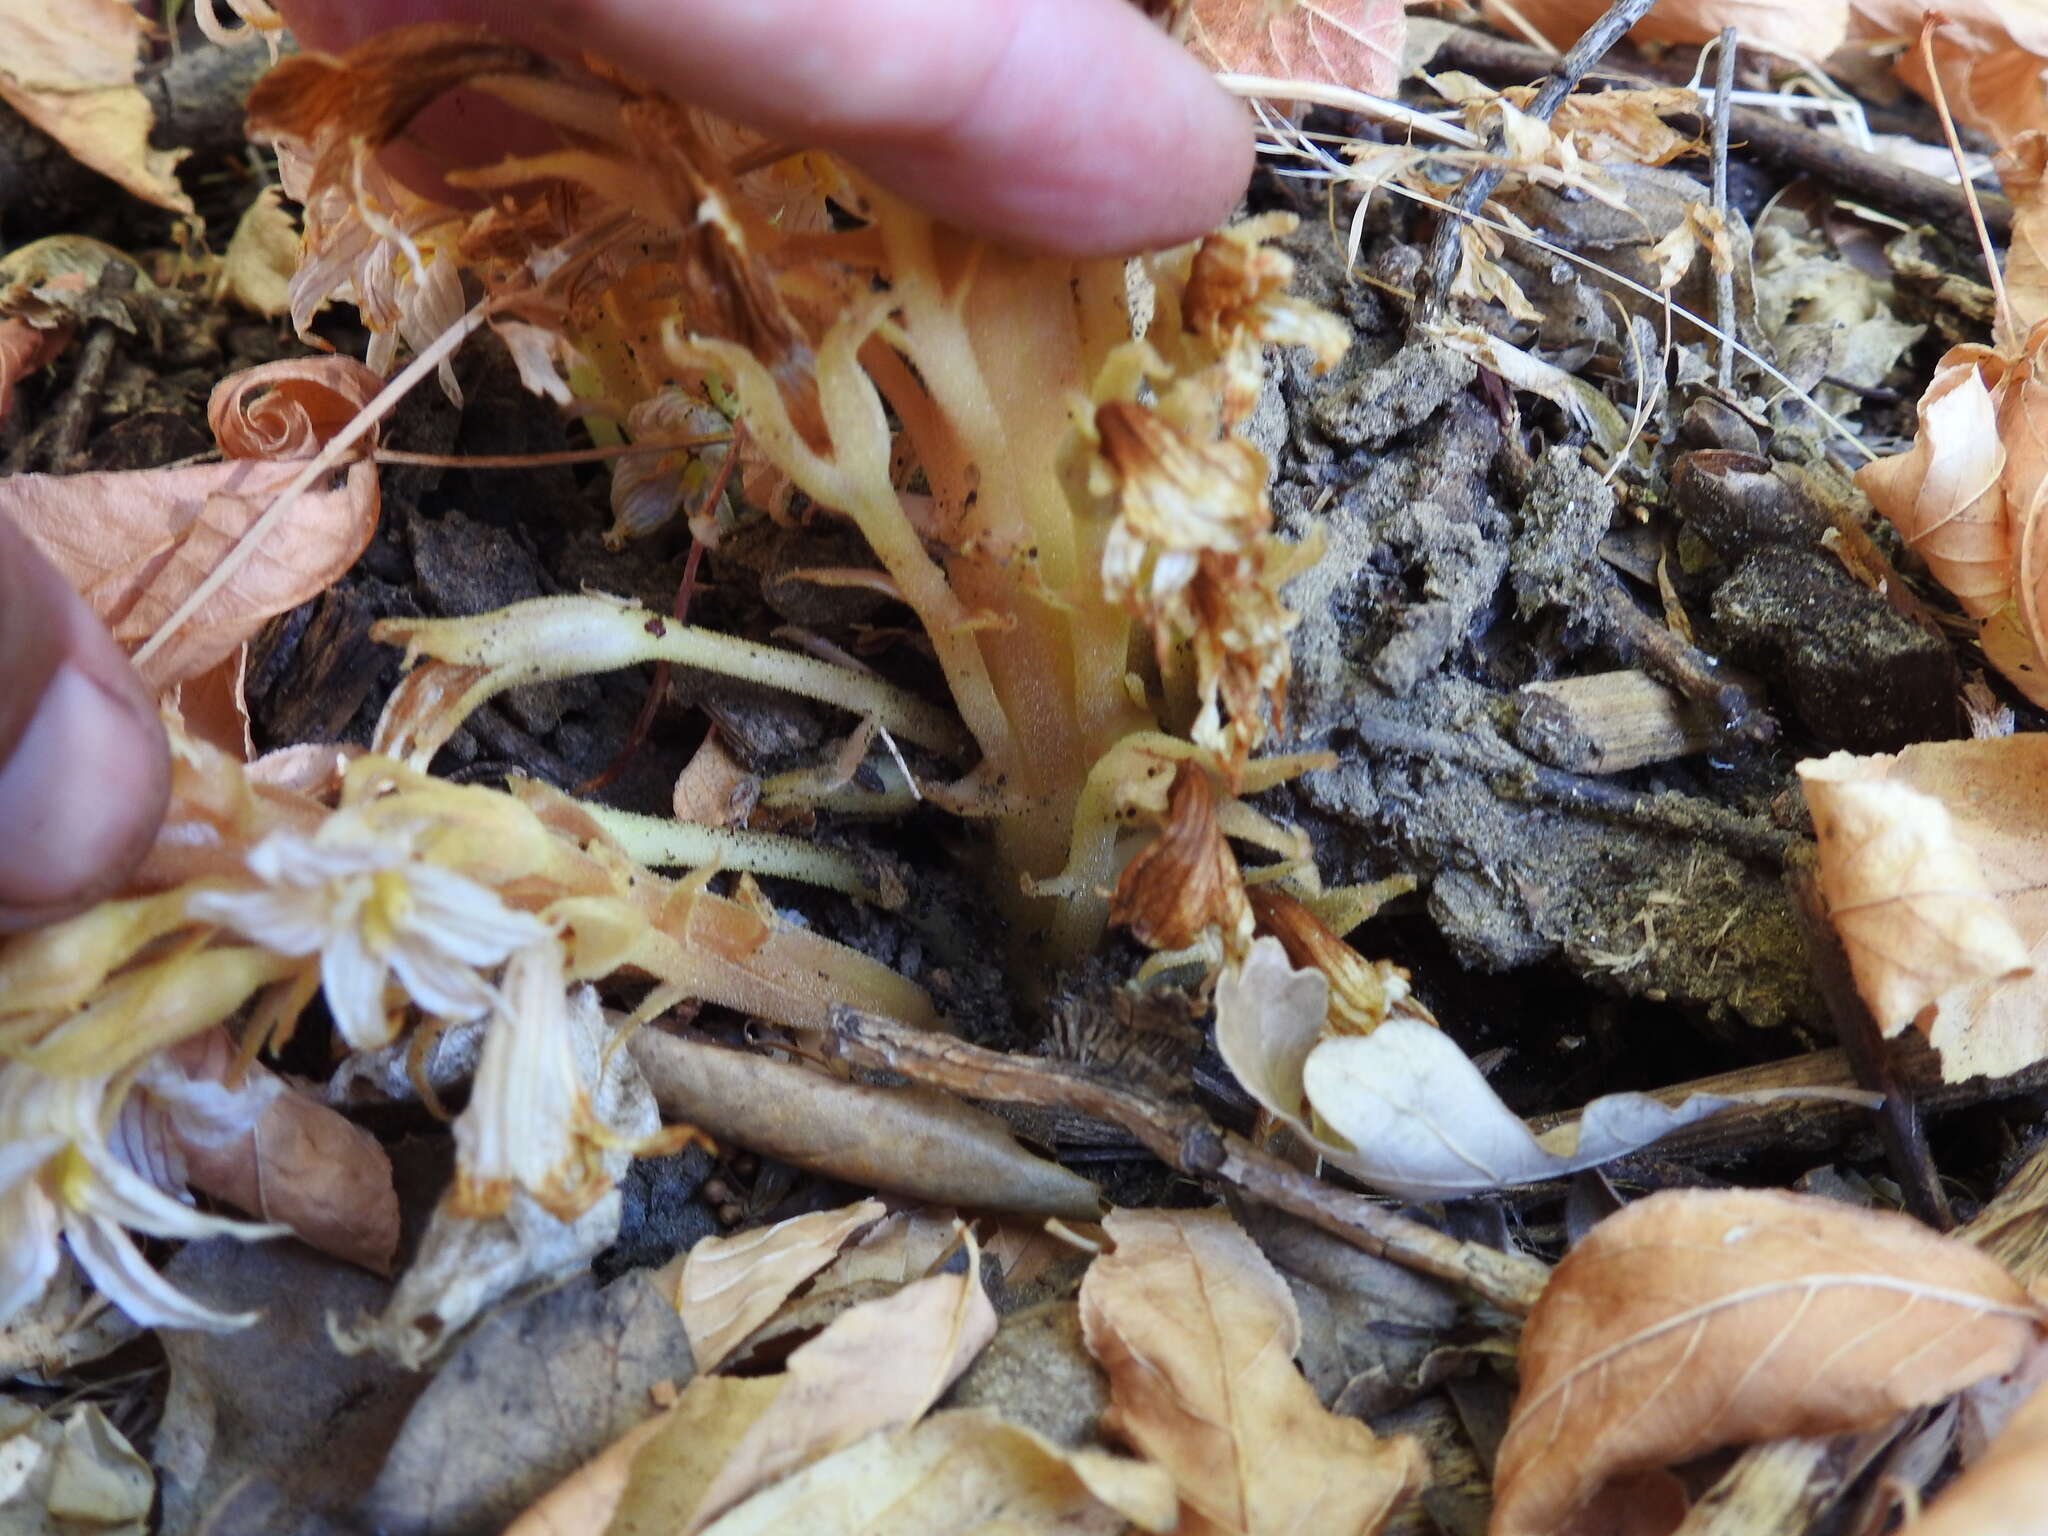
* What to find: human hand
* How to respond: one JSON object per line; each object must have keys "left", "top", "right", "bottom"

{"left": 274, "top": 0, "right": 1254, "bottom": 256}
{"left": 0, "top": 519, "right": 169, "bottom": 931}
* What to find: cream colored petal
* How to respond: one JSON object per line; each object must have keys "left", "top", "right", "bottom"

{"left": 321, "top": 927, "right": 398, "bottom": 1049}
{"left": 401, "top": 864, "right": 551, "bottom": 964}
{"left": 384, "top": 933, "right": 499, "bottom": 1022}
{"left": 63, "top": 1212, "right": 257, "bottom": 1332}
{"left": 0, "top": 1178, "right": 62, "bottom": 1325}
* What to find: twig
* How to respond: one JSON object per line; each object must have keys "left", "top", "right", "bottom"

{"left": 1418, "top": 0, "right": 1662, "bottom": 323}
{"left": 1597, "top": 571, "right": 1775, "bottom": 743}
{"left": 1346, "top": 710, "right": 1801, "bottom": 865}
{"left": 1417, "top": 23, "right": 2013, "bottom": 246}
{"left": 40, "top": 260, "right": 136, "bottom": 472}
{"left": 1788, "top": 859, "right": 1951, "bottom": 1228}
{"left": 826, "top": 1007, "right": 1552, "bottom": 1315}
{"left": 1710, "top": 28, "right": 1738, "bottom": 393}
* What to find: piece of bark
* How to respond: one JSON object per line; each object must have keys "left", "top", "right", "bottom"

{"left": 1512, "top": 670, "right": 1717, "bottom": 773}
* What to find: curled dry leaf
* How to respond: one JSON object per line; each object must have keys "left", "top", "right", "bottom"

{"left": 0, "top": 0, "right": 193, "bottom": 212}
{"left": 1079, "top": 1205, "right": 1425, "bottom": 1536}
{"left": 153, "top": 1029, "right": 399, "bottom": 1275}
{"left": 0, "top": 1399, "right": 153, "bottom": 1534}
{"left": 1856, "top": 347, "right": 2015, "bottom": 621}
{"left": 1169, "top": 0, "right": 1403, "bottom": 98}
{"left": 674, "top": 1198, "right": 886, "bottom": 1371}
{"left": 1802, "top": 737, "right": 2048, "bottom": 1081}
{"left": 1216, "top": 938, "right": 1872, "bottom": 1199}
{"left": 1854, "top": 0, "right": 2048, "bottom": 151}
{"left": 0, "top": 456, "right": 377, "bottom": 689}
{"left": 1494, "top": 1188, "right": 2045, "bottom": 1536}
{"left": 1484, "top": 0, "right": 1848, "bottom": 55}
{"left": 2002, "top": 134, "right": 2048, "bottom": 340}
{"left": 208, "top": 355, "right": 385, "bottom": 460}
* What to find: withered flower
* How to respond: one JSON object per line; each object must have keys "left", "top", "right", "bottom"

{"left": 1095, "top": 400, "right": 1309, "bottom": 767}
{"left": 1183, "top": 212, "right": 1349, "bottom": 426}
{"left": 1111, "top": 761, "right": 1253, "bottom": 961}
{"left": 1247, "top": 885, "right": 1431, "bottom": 1036}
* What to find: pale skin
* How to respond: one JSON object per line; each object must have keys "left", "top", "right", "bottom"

{"left": 0, "top": 0, "right": 1251, "bottom": 930}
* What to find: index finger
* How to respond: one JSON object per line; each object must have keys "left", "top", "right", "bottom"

{"left": 280, "top": 0, "right": 1252, "bottom": 255}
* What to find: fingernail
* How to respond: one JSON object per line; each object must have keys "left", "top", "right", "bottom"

{"left": 0, "top": 664, "right": 168, "bottom": 925}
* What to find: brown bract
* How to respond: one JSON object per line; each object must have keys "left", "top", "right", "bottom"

{"left": 1111, "top": 761, "right": 1253, "bottom": 959}
{"left": 1183, "top": 211, "right": 1349, "bottom": 427}
{"left": 1095, "top": 401, "right": 1309, "bottom": 767}
{"left": 1494, "top": 1188, "right": 2043, "bottom": 1536}
{"left": 1080, "top": 1206, "right": 1425, "bottom": 1535}
{"left": 1247, "top": 884, "right": 1426, "bottom": 1034}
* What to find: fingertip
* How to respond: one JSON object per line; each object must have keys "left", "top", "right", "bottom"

{"left": 0, "top": 524, "right": 169, "bottom": 931}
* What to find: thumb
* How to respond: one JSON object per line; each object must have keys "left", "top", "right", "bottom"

{"left": 0, "top": 518, "right": 169, "bottom": 931}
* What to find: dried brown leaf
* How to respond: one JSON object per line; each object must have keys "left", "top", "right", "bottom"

{"left": 672, "top": 732, "right": 759, "bottom": 828}
{"left": 2001, "top": 133, "right": 2048, "bottom": 339}
{"left": 1494, "top": 1188, "right": 2044, "bottom": 1536}
{"left": 1079, "top": 1205, "right": 1425, "bottom": 1535}
{"left": 1173, "top": 0, "right": 1403, "bottom": 98}
{"left": 156, "top": 1029, "right": 399, "bottom": 1275}
{"left": 0, "top": 0, "right": 191, "bottom": 212}
{"left": 213, "top": 186, "right": 301, "bottom": 320}
{"left": 698, "top": 1409, "right": 1178, "bottom": 1536}
{"left": 1486, "top": 0, "right": 1848, "bottom": 55}
{"left": 675, "top": 1198, "right": 886, "bottom": 1371}
{"left": 1799, "top": 750, "right": 2031, "bottom": 1034}
{"left": 628, "top": 1031, "right": 1103, "bottom": 1221}
{"left": 1801, "top": 737, "right": 2048, "bottom": 1079}
{"left": 1854, "top": 0, "right": 2048, "bottom": 151}
{"left": 1857, "top": 346, "right": 2015, "bottom": 621}
{"left": 684, "top": 1255, "right": 997, "bottom": 1530}
{"left": 0, "top": 455, "right": 378, "bottom": 688}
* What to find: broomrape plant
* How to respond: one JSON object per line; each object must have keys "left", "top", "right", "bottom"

{"left": 0, "top": 23, "right": 1409, "bottom": 1332}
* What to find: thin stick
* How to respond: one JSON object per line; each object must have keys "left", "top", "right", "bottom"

{"left": 827, "top": 1007, "right": 1552, "bottom": 1314}
{"left": 1418, "top": 0, "right": 1661, "bottom": 321}
{"left": 1711, "top": 27, "right": 1739, "bottom": 392}
{"left": 1214, "top": 73, "right": 1481, "bottom": 147}
{"left": 372, "top": 433, "right": 729, "bottom": 469}
{"left": 1919, "top": 13, "right": 2011, "bottom": 332}
{"left": 135, "top": 302, "right": 496, "bottom": 670}
{"left": 1788, "top": 862, "right": 1951, "bottom": 1228}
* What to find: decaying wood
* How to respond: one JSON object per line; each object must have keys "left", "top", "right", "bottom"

{"left": 1673, "top": 1427, "right": 1900, "bottom": 1536}
{"left": 825, "top": 1006, "right": 1552, "bottom": 1316}
{"left": 1512, "top": 669, "right": 1716, "bottom": 773}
